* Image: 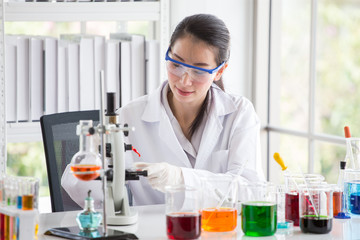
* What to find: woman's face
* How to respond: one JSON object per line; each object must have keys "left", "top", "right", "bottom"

{"left": 167, "top": 35, "right": 225, "bottom": 107}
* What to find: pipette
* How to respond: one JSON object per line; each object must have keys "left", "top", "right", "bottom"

{"left": 296, "top": 163, "right": 319, "bottom": 218}
{"left": 344, "top": 126, "right": 356, "bottom": 169}
{"left": 214, "top": 162, "right": 247, "bottom": 209}
{"left": 274, "top": 153, "right": 319, "bottom": 219}
{"left": 273, "top": 152, "right": 299, "bottom": 229}
{"left": 273, "top": 152, "right": 299, "bottom": 191}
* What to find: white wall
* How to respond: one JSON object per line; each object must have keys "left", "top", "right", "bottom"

{"left": 169, "top": 0, "right": 253, "bottom": 99}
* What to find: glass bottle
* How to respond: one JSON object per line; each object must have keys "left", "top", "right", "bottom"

{"left": 76, "top": 190, "right": 102, "bottom": 231}
{"left": 70, "top": 120, "right": 102, "bottom": 181}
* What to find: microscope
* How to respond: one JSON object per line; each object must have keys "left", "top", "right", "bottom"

{"left": 102, "top": 92, "right": 147, "bottom": 225}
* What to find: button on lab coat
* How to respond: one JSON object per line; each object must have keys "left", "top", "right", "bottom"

{"left": 62, "top": 81, "right": 265, "bottom": 207}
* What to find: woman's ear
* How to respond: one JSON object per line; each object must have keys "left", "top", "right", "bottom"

{"left": 214, "top": 63, "right": 228, "bottom": 81}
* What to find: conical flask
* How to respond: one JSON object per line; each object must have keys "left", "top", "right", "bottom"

{"left": 70, "top": 120, "right": 102, "bottom": 181}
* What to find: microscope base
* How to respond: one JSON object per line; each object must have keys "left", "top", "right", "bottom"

{"left": 107, "top": 210, "right": 138, "bottom": 226}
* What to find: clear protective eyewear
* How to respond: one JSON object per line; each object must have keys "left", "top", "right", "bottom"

{"left": 165, "top": 48, "right": 225, "bottom": 83}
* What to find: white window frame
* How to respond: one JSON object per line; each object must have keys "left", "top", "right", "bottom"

{"left": 253, "top": 0, "right": 345, "bottom": 181}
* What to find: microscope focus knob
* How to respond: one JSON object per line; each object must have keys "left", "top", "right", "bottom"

{"left": 124, "top": 123, "right": 129, "bottom": 136}
{"left": 88, "top": 127, "right": 95, "bottom": 135}
{"left": 124, "top": 143, "right": 132, "bottom": 151}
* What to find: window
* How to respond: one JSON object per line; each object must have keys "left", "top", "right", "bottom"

{"left": 256, "top": 0, "right": 360, "bottom": 183}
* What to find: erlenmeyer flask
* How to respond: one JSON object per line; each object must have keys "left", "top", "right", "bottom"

{"left": 70, "top": 120, "right": 102, "bottom": 181}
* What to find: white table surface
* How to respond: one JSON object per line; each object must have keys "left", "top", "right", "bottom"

{"left": 38, "top": 204, "right": 360, "bottom": 240}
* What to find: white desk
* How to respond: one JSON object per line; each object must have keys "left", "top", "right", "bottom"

{"left": 38, "top": 204, "right": 360, "bottom": 240}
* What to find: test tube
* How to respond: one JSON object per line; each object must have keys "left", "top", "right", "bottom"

{"left": 22, "top": 178, "right": 34, "bottom": 211}
{"left": 330, "top": 184, "right": 342, "bottom": 217}
{"left": 0, "top": 175, "right": 3, "bottom": 206}
{"left": 16, "top": 177, "right": 24, "bottom": 210}
{"left": 0, "top": 174, "right": 4, "bottom": 240}
{"left": 14, "top": 177, "right": 25, "bottom": 240}
{"left": 0, "top": 214, "right": 3, "bottom": 240}
{"left": 32, "top": 178, "right": 39, "bottom": 210}
{"left": 4, "top": 214, "right": 9, "bottom": 240}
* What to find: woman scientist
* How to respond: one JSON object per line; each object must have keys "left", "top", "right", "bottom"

{"left": 62, "top": 13, "right": 265, "bottom": 207}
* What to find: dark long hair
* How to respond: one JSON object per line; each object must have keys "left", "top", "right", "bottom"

{"left": 169, "top": 14, "right": 230, "bottom": 138}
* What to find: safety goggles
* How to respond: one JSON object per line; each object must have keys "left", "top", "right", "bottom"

{"left": 165, "top": 48, "right": 225, "bottom": 83}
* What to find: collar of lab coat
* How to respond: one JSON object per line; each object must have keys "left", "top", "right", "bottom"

{"left": 141, "top": 81, "right": 237, "bottom": 123}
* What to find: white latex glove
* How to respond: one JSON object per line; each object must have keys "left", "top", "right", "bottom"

{"left": 134, "top": 162, "right": 184, "bottom": 192}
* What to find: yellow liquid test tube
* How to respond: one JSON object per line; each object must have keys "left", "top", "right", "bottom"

{"left": 12, "top": 216, "right": 17, "bottom": 240}
{"left": 22, "top": 195, "right": 34, "bottom": 211}
{"left": 4, "top": 214, "right": 9, "bottom": 240}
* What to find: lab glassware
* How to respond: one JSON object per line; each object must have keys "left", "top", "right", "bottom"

{"left": 330, "top": 184, "right": 342, "bottom": 217}
{"left": 299, "top": 183, "right": 333, "bottom": 234}
{"left": 165, "top": 185, "right": 201, "bottom": 240}
{"left": 200, "top": 176, "right": 238, "bottom": 232}
{"left": 70, "top": 120, "right": 102, "bottom": 181}
{"left": 22, "top": 177, "right": 39, "bottom": 210}
{"left": 276, "top": 184, "right": 294, "bottom": 232}
{"left": 76, "top": 190, "right": 102, "bottom": 231}
{"left": 344, "top": 169, "right": 360, "bottom": 215}
{"left": 335, "top": 153, "right": 351, "bottom": 219}
{"left": 284, "top": 173, "right": 324, "bottom": 226}
{"left": 343, "top": 127, "right": 360, "bottom": 170}
{"left": 241, "top": 182, "right": 277, "bottom": 237}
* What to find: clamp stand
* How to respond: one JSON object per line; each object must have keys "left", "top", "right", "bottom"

{"left": 45, "top": 71, "right": 140, "bottom": 239}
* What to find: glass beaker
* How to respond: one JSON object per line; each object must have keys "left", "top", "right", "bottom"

{"left": 165, "top": 185, "right": 201, "bottom": 240}
{"left": 200, "top": 176, "right": 238, "bottom": 232}
{"left": 344, "top": 169, "right": 360, "bottom": 215}
{"left": 284, "top": 173, "right": 324, "bottom": 226}
{"left": 299, "top": 184, "right": 333, "bottom": 234}
{"left": 70, "top": 120, "right": 102, "bottom": 181}
{"left": 241, "top": 182, "right": 277, "bottom": 237}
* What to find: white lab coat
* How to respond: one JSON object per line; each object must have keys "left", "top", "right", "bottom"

{"left": 62, "top": 81, "right": 265, "bottom": 207}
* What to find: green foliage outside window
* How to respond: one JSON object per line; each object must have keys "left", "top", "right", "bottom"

{"left": 7, "top": 142, "right": 49, "bottom": 197}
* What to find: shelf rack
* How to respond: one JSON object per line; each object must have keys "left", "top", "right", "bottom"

{"left": 4, "top": 2, "right": 161, "bottom": 22}
{"left": 0, "top": 0, "right": 170, "bottom": 172}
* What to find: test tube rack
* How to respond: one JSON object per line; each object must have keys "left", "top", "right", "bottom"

{"left": 0, "top": 206, "right": 38, "bottom": 240}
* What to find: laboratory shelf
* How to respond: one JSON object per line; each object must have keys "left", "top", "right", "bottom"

{"left": 4, "top": 1, "right": 160, "bottom": 21}
{"left": 0, "top": 0, "right": 169, "bottom": 145}
{"left": 6, "top": 122, "right": 42, "bottom": 143}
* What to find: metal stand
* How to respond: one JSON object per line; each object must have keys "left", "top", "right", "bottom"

{"left": 98, "top": 71, "right": 108, "bottom": 233}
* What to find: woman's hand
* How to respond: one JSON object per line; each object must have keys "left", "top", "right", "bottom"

{"left": 134, "top": 162, "right": 184, "bottom": 192}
